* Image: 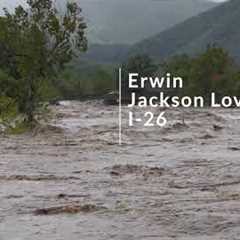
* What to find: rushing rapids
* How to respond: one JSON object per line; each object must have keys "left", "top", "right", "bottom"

{"left": 1, "top": 100, "right": 240, "bottom": 240}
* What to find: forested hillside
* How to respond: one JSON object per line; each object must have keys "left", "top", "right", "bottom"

{"left": 129, "top": 0, "right": 240, "bottom": 62}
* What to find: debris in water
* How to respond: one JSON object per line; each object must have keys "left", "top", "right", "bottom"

{"left": 213, "top": 124, "right": 223, "bottom": 131}
{"left": 0, "top": 175, "right": 80, "bottom": 181}
{"left": 228, "top": 146, "right": 240, "bottom": 151}
{"left": 199, "top": 133, "right": 215, "bottom": 139}
{"left": 109, "top": 164, "right": 165, "bottom": 178}
{"left": 33, "top": 204, "right": 104, "bottom": 215}
{"left": 56, "top": 193, "right": 90, "bottom": 199}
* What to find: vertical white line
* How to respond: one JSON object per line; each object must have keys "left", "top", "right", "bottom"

{"left": 119, "top": 68, "right": 122, "bottom": 146}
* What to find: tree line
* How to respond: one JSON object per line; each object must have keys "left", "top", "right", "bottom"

{"left": 1, "top": 1, "right": 240, "bottom": 127}
{"left": 121, "top": 46, "right": 240, "bottom": 103}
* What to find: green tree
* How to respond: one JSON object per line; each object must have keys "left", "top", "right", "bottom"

{"left": 0, "top": 0, "right": 87, "bottom": 121}
{"left": 162, "top": 54, "right": 192, "bottom": 96}
{"left": 121, "top": 54, "right": 158, "bottom": 99}
{"left": 189, "top": 45, "right": 235, "bottom": 100}
{"left": 162, "top": 46, "right": 239, "bottom": 101}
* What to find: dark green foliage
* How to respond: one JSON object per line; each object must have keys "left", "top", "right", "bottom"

{"left": 121, "top": 55, "right": 158, "bottom": 98}
{"left": 162, "top": 46, "right": 240, "bottom": 101}
{"left": 0, "top": 95, "right": 17, "bottom": 121}
{"left": 0, "top": 0, "right": 87, "bottom": 121}
{"left": 57, "top": 64, "right": 115, "bottom": 99}
{"left": 188, "top": 46, "right": 236, "bottom": 99}
{"left": 161, "top": 54, "right": 191, "bottom": 96}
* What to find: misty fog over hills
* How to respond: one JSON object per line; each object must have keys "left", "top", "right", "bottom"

{"left": 1, "top": 0, "right": 235, "bottom": 64}
{"left": 0, "top": 0, "right": 220, "bottom": 44}
{"left": 129, "top": 0, "right": 240, "bottom": 62}
{"left": 80, "top": 0, "right": 220, "bottom": 44}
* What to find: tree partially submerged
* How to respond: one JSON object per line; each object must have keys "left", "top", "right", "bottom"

{"left": 0, "top": 0, "right": 87, "bottom": 121}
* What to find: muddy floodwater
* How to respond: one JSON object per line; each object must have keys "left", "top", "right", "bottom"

{"left": 1, "top": 101, "right": 240, "bottom": 240}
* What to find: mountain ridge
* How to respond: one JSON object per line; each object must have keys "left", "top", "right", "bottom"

{"left": 0, "top": 0, "right": 219, "bottom": 44}
{"left": 129, "top": 0, "right": 240, "bottom": 62}
{"left": 81, "top": 0, "right": 218, "bottom": 44}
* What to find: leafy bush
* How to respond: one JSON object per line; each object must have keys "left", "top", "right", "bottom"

{"left": 0, "top": 96, "right": 18, "bottom": 121}
{"left": 0, "top": 0, "right": 87, "bottom": 122}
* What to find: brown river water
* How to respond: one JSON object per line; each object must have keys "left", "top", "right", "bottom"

{"left": 1, "top": 100, "right": 240, "bottom": 240}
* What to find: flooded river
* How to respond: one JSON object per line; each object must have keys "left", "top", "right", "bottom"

{"left": 1, "top": 101, "right": 240, "bottom": 240}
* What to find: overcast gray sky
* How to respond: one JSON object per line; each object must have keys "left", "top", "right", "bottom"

{"left": 0, "top": 0, "right": 229, "bottom": 8}
{"left": 0, "top": 0, "right": 230, "bottom": 44}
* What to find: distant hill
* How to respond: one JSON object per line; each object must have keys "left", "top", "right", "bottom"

{"left": 82, "top": 44, "right": 129, "bottom": 64}
{"left": 129, "top": 0, "right": 240, "bottom": 62}
{"left": 79, "top": 0, "right": 218, "bottom": 44}
{"left": 0, "top": 0, "right": 218, "bottom": 44}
